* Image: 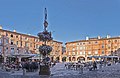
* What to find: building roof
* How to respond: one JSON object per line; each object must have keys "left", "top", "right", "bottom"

{"left": 65, "top": 36, "right": 120, "bottom": 45}
{"left": 0, "top": 29, "right": 63, "bottom": 44}
{"left": 0, "top": 29, "right": 38, "bottom": 38}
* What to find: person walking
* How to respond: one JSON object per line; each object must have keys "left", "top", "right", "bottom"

{"left": 93, "top": 61, "right": 97, "bottom": 70}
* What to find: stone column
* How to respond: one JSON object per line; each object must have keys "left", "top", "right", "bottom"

{"left": 66, "top": 57, "right": 69, "bottom": 62}
{"left": 75, "top": 56, "right": 77, "bottom": 62}
{"left": 4, "top": 56, "right": 7, "bottom": 63}
{"left": 53, "top": 56, "right": 56, "bottom": 61}
{"left": 85, "top": 56, "right": 88, "bottom": 62}
{"left": 18, "top": 57, "right": 21, "bottom": 62}
{"left": 59, "top": 56, "right": 62, "bottom": 62}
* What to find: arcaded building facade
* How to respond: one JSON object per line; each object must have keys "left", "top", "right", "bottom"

{"left": 0, "top": 27, "right": 62, "bottom": 62}
{"left": 65, "top": 36, "right": 120, "bottom": 62}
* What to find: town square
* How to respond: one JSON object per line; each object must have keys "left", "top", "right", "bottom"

{"left": 0, "top": 0, "right": 120, "bottom": 78}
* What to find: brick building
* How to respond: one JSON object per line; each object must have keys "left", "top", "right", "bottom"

{"left": 0, "top": 27, "right": 63, "bottom": 62}
{"left": 65, "top": 35, "right": 120, "bottom": 62}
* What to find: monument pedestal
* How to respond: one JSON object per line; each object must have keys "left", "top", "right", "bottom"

{"left": 39, "top": 65, "right": 51, "bottom": 75}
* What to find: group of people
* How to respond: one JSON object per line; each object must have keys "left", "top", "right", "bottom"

{"left": 1, "top": 59, "right": 57, "bottom": 72}
{"left": 1, "top": 60, "right": 39, "bottom": 72}
{"left": 64, "top": 61, "right": 98, "bottom": 71}
{"left": 21, "top": 61, "right": 39, "bottom": 72}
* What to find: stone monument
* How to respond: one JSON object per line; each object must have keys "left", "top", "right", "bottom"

{"left": 38, "top": 8, "right": 53, "bottom": 75}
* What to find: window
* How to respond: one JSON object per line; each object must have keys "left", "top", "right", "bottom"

{"left": 17, "top": 48, "right": 19, "bottom": 54}
{"left": 95, "top": 51, "right": 98, "bottom": 54}
{"left": 6, "top": 47, "right": 8, "bottom": 50}
{"left": 108, "top": 40, "right": 111, "bottom": 43}
{"left": 6, "top": 39, "right": 9, "bottom": 44}
{"left": 11, "top": 34, "right": 13, "bottom": 37}
{"left": 114, "top": 46, "right": 117, "bottom": 49}
{"left": 115, "top": 40, "right": 117, "bottom": 43}
{"left": 69, "top": 52, "right": 71, "bottom": 55}
{"left": 16, "top": 41, "right": 18, "bottom": 45}
{"left": 79, "top": 43, "right": 82, "bottom": 45}
{"left": 11, "top": 40, "right": 13, "bottom": 45}
{"left": 77, "top": 47, "right": 79, "bottom": 50}
{"left": 80, "top": 52, "right": 82, "bottom": 55}
{"left": 95, "top": 41, "right": 98, "bottom": 44}
{"left": 72, "top": 48, "right": 75, "bottom": 51}
{"left": 35, "top": 39, "right": 38, "bottom": 42}
{"left": 83, "top": 51, "right": 85, "bottom": 55}
{"left": 102, "top": 45, "right": 104, "bottom": 48}
{"left": 21, "top": 41, "right": 22, "bottom": 46}
{"left": 30, "top": 43, "right": 32, "bottom": 47}
{"left": 80, "top": 47, "right": 82, "bottom": 50}
{"left": 89, "top": 42, "right": 91, "bottom": 44}
{"left": 88, "top": 51, "right": 91, "bottom": 54}
{"left": 36, "top": 44, "right": 39, "bottom": 49}
{"left": 108, "top": 51, "right": 111, "bottom": 55}
{"left": 5, "top": 48, "right": 8, "bottom": 54}
{"left": 83, "top": 46, "right": 85, "bottom": 50}
{"left": 11, "top": 48, "right": 14, "bottom": 54}
{"left": 72, "top": 52, "right": 75, "bottom": 55}
{"left": 25, "top": 37, "right": 28, "bottom": 41}
{"left": 16, "top": 35, "right": 18, "bottom": 38}
{"left": 25, "top": 42, "right": 29, "bottom": 47}
{"left": 6, "top": 33, "right": 8, "bottom": 36}
{"left": 83, "top": 43, "right": 85, "bottom": 45}
{"left": 102, "top": 51, "right": 104, "bottom": 54}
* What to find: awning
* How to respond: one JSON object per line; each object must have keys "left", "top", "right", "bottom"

{"left": 88, "top": 55, "right": 118, "bottom": 58}
{"left": 7, "top": 54, "right": 36, "bottom": 58}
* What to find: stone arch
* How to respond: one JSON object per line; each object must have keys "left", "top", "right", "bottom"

{"left": 77, "top": 56, "right": 85, "bottom": 61}
{"left": 72, "top": 57, "right": 76, "bottom": 61}
{"left": 62, "top": 57, "right": 66, "bottom": 62}
{"left": 56, "top": 57, "right": 59, "bottom": 62}
{"left": 69, "top": 57, "right": 71, "bottom": 61}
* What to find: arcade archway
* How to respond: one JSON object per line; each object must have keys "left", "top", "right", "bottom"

{"left": 56, "top": 57, "right": 59, "bottom": 62}
{"left": 62, "top": 57, "right": 66, "bottom": 62}
{"left": 77, "top": 56, "right": 85, "bottom": 62}
{"left": 69, "top": 57, "right": 71, "bottom": 61}
{"left": 72, "top": 57, "right": 76, "bottom": 61}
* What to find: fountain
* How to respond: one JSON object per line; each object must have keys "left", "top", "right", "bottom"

{"left": 38, "top": 8, "right": 53, "bottom": 75}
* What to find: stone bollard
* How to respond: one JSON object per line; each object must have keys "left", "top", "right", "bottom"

{"left": 23, "top": 68, "right": 26, "bottom": 75}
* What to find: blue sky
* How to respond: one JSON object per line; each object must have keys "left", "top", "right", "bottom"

{"left": 0, "top": 0, "right": 120, "bottom": 43}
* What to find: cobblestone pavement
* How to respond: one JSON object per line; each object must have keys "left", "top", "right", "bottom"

{"left": 0, "top": 63, "right": 120, "bottom": 78}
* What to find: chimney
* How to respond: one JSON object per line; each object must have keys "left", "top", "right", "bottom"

{"left": 13, "top": 30, "right": 16, "bottom": 32}
{"left": 86, "top": 36, "right": 89, "bottom": 40}
{"left": 0, "top": 26, "right": 2, "bottom": 29}
{"left": 107, "top": 35, "right": 111, "bottom": 38}
{"left": 98, "top": 36, "right": 101, "bottom": 39}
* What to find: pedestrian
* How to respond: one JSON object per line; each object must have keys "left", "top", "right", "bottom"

{"left": 93, "top": 61, "right": 97, "bottom": 70}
